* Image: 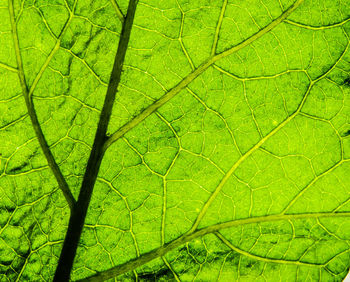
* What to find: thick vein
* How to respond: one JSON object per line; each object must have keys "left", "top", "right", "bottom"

{"left": 78, "top": 211, "right": 350, "bottom": 282}
{"left": 8, "top": 0, "right": 75, "bottom": 210}
{"left": 105, "top": 0, "right": 305, "bottom": 150}
{"left": 53, "top": 1, "right": 139, "bottom": 280}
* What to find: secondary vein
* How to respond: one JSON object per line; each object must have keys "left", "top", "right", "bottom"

{"left": 8, "top": 0, "right": 76, "bottom": 211}
{"left": 110, "top": 0, "right": 125, "bottom": 23}
{"left": 78, "top": 211, "right": 350, "bottom": 282}
{"left": 105, "top": 0, "right": 305, "bottom": 150}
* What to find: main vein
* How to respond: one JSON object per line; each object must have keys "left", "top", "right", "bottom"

{"left": 74, "top": 0, "right": 308, "bottom": 280}
{"left": 8, "top": 0, "right": 76, "bottom": 211}
{"left": 53, "top": 1, "right": 139, "bottom": 281}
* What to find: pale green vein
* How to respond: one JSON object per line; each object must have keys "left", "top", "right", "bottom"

{"left": 34, "top": 6, "right": 58, "bottom": 40}
{"left": 186, "top": 87, "right": 242, "bottom": 156}
{"left": 215, "top": 232, "right": 322, "bottom": 267}
{"left": 74, "top": 14, "right": 121, "bottom": 36}
{"left": 316, "top": 218, "right": 346, "bottom": 242}
{"left": 217, "top": 252, "right": 231, "bottom": 280}
{"left": 84, "top": 223, "right": 125, "bottom": 233}
{"left": 159, "top": 114, "right": 181, "bottom": 247}
{"left": 211, "top": 0, "right": 228, "bottom": 56}
{"left": 28, "top": 1, "right": 77, "bottom": 98}
{"left": 15, "top": 240, "right": 63, "bottom": 282}
{"left": 124, "top": 64, "right": 167, "bottom": 92}
{"left": 134, "top": 24, "right": 176, "bottom": 40}
{"left": 181, "top": 149, "right": 225, "bottom": 175}
{"left": 96, "top": 176, "right": 141, "bottom": 261}
{"left": 8, "top": 0, "right": 76, "bottom": 210}
{"left": 188, "top": 81, "right": 313, "bottom": 232}
{"left": 110, "top": 0, "right": 124, "bottom": 23}
{"left": 3, "top": 137, "right": 37, "bottom": 174}
{"left": 5, "top": 165, "right": 48, "bottom": 176}
{"left": 175, "top": 0, "right": 195, "bottom": 70}
{"left": 282, "top": 159, "right": 346, "bottom": 213}
{"left": 299, "top": 111, "right": 344, "bottom": 157}
{"left": 78, "top": 211, "right": 350, "bottom": 282}
{"left": 105, "top": 0, "right": 305, "bottom": 150}
{"left": 0, "top": 93, "right": 22, "bottom": 103}
{"left": 122, "top": 136, "right": 163, "bottom": 177}
{"left": 243, "top": 80, "right": 263, "bottom": 138}
{"left": 34, "top": 94, "right": 101, "bottom": 114}
{"left": 61, "top": 47, "right": 108, "bottom": 86}
{"left": 311, "top": 30, "right": 350, "bottom": 83}
{"left": 0, "top": 61, "right": 18, "bottom": 72}
{"left": 323, "top": 248, "right": 350, "bottom": 268}
{"left": 285, "top": 18, "right": 350, "bottom": 30}
{"left": 189, "top": 27, "right": 350, "bottom": 232}
{"left": 213, "top": 64, "right": 306, "bottom": 81}
{"left": 162, "top": 257, "right": 180, "bottom": 282}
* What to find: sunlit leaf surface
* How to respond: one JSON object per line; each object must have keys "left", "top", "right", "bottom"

{"left": 1, "top": 0, "right": 350, "bottom": 281}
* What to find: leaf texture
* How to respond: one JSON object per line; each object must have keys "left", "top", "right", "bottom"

{"left": 1, "top": 0, "right": 350, "bottom": 281}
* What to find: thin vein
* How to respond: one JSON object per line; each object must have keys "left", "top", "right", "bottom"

{"left": 0, "top": 114, "right": 27, "bottom": 131}
{"left": 185, "top": 87, "right": 242, "bottom": 156}
{"left": 189, "top": 81, "right": 313, "bottom": 232}
{"left": 162, "top": 257, "right": 180, "bottom": 282}
{"left": 211, "top": 0, "right": 228, "bottom": 55}
{"left": 28, "top": 9, "right": 75, "bottom": 98}
{"left": 190, "top": 29, "right": 349, "bottom": 232}
{"left": 0, "top": 61, "right": 18, "bottom": 72}
{"left": 285, "top": 18, "right": 350, "bottom": 30}
{"left": 215, "top": 232, "right": 322, "bottom": 267}
{"left": 282, "top": 160, "right": 345, "bottom": 213}
{"left": 175, "top": 0, "right": 195, "bottom": 70}
{"left": 110, "top": 0, "right": 125, "bottom": 23}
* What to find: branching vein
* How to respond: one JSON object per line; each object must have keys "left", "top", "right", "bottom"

{"left": 105, "top": 0, "right": 305, "bottom": 150}
{"left": 8, "top": 0, "right": 76, "bottom": 211}
{"left": 78, "top": 211, "right": 350, "bottom": 282}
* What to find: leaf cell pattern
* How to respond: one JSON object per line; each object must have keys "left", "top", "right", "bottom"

{"left": 1, "top": 0, "right": 350, "bottom": 281}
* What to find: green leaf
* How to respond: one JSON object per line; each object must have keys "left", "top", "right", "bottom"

{"left": 1, "top": 0, "right": 350, "bottom": 281}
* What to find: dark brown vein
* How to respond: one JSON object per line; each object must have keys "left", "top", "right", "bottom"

{"left": 53, "top": 0, "right": 139, "bottom": 280}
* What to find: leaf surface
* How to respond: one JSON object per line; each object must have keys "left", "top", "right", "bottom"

{"left": 1, "top": 0, "right": 350, "bottom": 281}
